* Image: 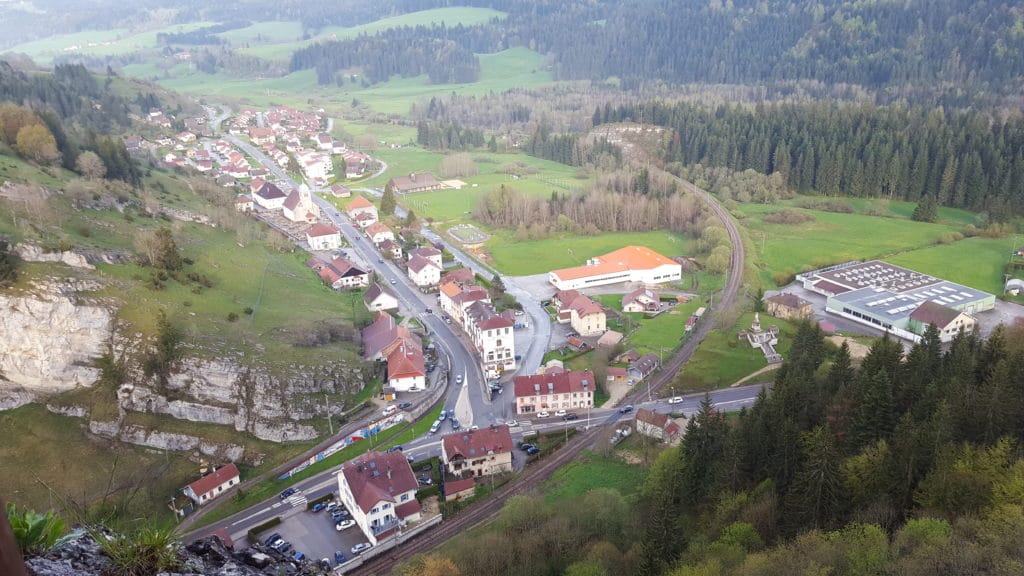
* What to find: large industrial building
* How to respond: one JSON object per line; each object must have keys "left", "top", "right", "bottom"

{"left": 798, "top": 260, "right": 994, "bottom": 342}
{"left": 548, "top": 246, "right": 682, "bottom": 290}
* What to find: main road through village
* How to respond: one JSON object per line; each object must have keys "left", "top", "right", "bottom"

{"left": 189, "top": 108, "right": 759, "bottom": 563}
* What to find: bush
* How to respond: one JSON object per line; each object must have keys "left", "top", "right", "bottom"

{"left": 246, "top": 516, "right": 282, "bottom": 544}
{"left": 305, "top": 492, "right": 335, "bottom": 510}
{"left": 93, "top": 525, "right": 180, "bottom": 576}
{"left": 243, "top": 307, "right": 254, "bottom": 315}
{"left": 0, "top": 240, "right": 21, "bottom": 289}
{"left": 6, "top": 503, "right": 66, "bottom": 555}
{"left": 416, "top": 485, "right": 440, "bottom": 502}
{"left": 762, "top": 209, "right": 814, "bottom": 225}
{"left": 227, "top": 312, "right": 239, "bottom": 322}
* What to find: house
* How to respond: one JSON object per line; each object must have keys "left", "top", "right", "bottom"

{"left": 234, "top": 194, "right": 253, "bottom": 212}
{"left": 622, "top": 288, "right": 661, "bottom": 313}
{"left": 597, "top": 330, "right": 624, "bottom": 349}
{"left": 442, "top": 284, "right": 490, "bottom": 327}
{"left": 628, "top": 353, "right": 660, "bottom": 380}
{"left": 513, "top": 370, "right": 596, "bottom": 415}
{"left": 355, "top": 212, "right": 377, "bottom": 229}
{"left": 407, "top": 255, "right": 442, "bottom": 288}
{"left": 366, "top": 221, "right": 395, "bottom": 245}
{"left": 635, "top": 408, "right": 682, "bottom": 444}
{"left": 337, "top": 451, "right": 420, "bottom": 545}
{"left": 907, "top": 301, "right": 976, "bottom": 343}
{"left": 463, "top": 300, "right": 515, "bottom": 378}
{"left": 248, "top": 177, "right": 267, "bottom": 195}
{"left": 217, "top": 174, "right": 238, "bottom": 188}
{"left": 363, "top": 283, "right": 399, "bottom": 312}
{"left": 223, "top": 164, "right": 250, "bottom": 179}
{"left": 444, "top": 477, "right": 476, "bottom": 501}
{"left": 306, "top": 223, "right": 341, "bottom": 251}
{"left": 176, "top": 131, "right": 196, "bottom": 144}
{"left": 252, "top": 182, "right": 288, "bottom": 210}
{"left": 616, "top": 349, "right": 641, "bottom": 364}
{"left": 316, "top": 133, "right": 333, "bottom": 150}
{"left": 379, "top": 239, "right": 403, "bottom": 260}
{"left": 408, "top": 246, "right": 443, "bottom": 269}
{"left": 765, "top": 293, "right": 813, "bottom": 320}
{"left": 387, "top": 173, "right": 443, "bottom": 194}
{"left": 607, "top": 367, "right": 628, "bottom": 383}
{"left": 441, "top": 268, "right": 474, "bottom": 287}
{"left": 362, "top": 312, "right": 421, "bottom": 361}
{"left": 318, "top": 257, "right": 369, "bottom": 290}
{"left": 248, "top": 127, "right": 275, "bottom": 146}
{"left": 330, "top": 184, "right": 351, "bottom": 198}
{"left": 552, "top": 290, "right": 581, "bottom": 311}
{"left": 346, "top": 196, "right": 378, "bottom": 223}
{"left": 568, "top": 295, "right": 606, "bottom": 336}
{"left": 442, "top": 425, "right": 513, "bottom": 478}
{"left": 386, "top": 343, "right": 425, "bottom": 392}
{"left": 282, "top": 188, "right": 320, "bottom": 223}
{"left": 549, "top": 246, "right": 682, "bottom": 290}
{"left": 182, "top": 463, "right": 240, "bottom": 506}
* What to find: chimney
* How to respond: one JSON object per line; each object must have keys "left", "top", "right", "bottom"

{"left": 387, "top": 468, "right": 391, "bottom": 479}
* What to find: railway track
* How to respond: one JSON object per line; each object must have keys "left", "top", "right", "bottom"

{"left": 351, "top": 177, "right": 745, "bottom": 575}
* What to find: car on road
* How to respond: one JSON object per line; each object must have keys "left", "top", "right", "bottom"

{"left": 382, "top": 405, "right": 398, "bottom": 416}
{"left": 263, "top": 533, "right": 282, "bottom": 546}
{"left": 668, "top": 396, "right": 684, "bottom": 404}
{"left": 279, "top": 488, "right": 298, "bottom": 500}
{"left": 562, "top": 413, "right": 578, "bottom": 421}
{"left": 389, "top": 278, "right": 397, "bottom": 284}
{"left": 470, "top": 425, "right": 479, "bottom": 431}
{"left": 334, "top": 551, "right": 347, "bottom": 564}
{"left": 417, "top": 475, "right": 433, "bottom": 486}
{"left": 425, "top": 307, "right": 433, "bottom": 313}
{"left": 439, "top": 409, "right": 447, "bottom": 419}
{"left": 351, "top": 543, "right": 373, "bottom": 555}
{"left": 386, "top": 445, "right": 403, "bottom": 453}
{"left": 311, "top": 502, "right": 327, "bottom": 513}
{"left": 335, "top": 519, "right": 356, "bottom": 531}
{"left": 554, "top": 409, "right": 567, "bottom": 417}
{"left": 514, "top": 354, "right": 522, "bottom": 361}
{"left": 619, "top": 405, "right": 634, "bottom": 414}
{"left": 455, "top": 374, "right": 464, "bottom": 384}
{"left": 378, "top": 257, "right": 384, "bottom": 263}
{"left": 450, "top": 418, "right": 461, "bottom": 430}
{"left": 537, "top": 410, "right": 550, "bottom": 418}
{"left": 429, "top": 421, "right": 441, "bottom": 434}
{"left": 398, "top": 402, "right": 412, "bottom": 409}
{"left": 445, "top": 317, "right": 452, "bottom": 324}
{"left": 506, "top": 419, "right": 518, "bottom": 427}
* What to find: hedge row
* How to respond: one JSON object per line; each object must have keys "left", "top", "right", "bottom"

{"left": 246, "top": 516, "right": 281, "bottom": 543}
{"left": 305, "top": 492, "right": 335, "bottom": 510}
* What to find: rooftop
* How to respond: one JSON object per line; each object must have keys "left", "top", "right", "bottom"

{"left": 186, "top": 463, "right": 239, "bottom": 496}
{"left": 442, "top": 425, "right": 513, "bottom": 462}
{"left": 341, "top": 451, "right": 418, "bottom": 514}
{"left": 514, "top": 370, "right": 596, "bottom": 398}
{"left": 551, "top": 246, "right": 679, "bottom": 282}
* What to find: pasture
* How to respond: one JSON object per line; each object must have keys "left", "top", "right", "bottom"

{"left": 4, "top": 22, "right": 214, "bottom": 63}
{"left": 886, "top": 236, "right": 1017, "bottom": 294}
{"left": 487, "top": 231, "right": 690, "bottom": 276}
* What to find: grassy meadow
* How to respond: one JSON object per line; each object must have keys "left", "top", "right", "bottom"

{"left": 4, "top": 22, "right": 215, "bottom": 63}
{"left": 487, "top": 230, "right": 690, "bottom": 276}
{"left": 886, "top": 236, "right": 1018, "bottom": 294}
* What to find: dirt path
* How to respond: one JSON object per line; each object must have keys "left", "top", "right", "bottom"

{"left": 826, "top": 335, "right": 871, "bottom": 359}
{"left": 730, "top": 365, "right": 779, "bottom": 387}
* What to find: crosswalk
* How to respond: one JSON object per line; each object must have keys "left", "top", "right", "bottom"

{"left": 283, "top": 493, "right": 307, "bottom": 508}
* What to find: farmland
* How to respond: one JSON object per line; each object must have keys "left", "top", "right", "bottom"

{"left": 489, "top": 230, "right": 691, "bottom": 277}
{"left": 4, "top": 22, "right": 214, "bottom": 63}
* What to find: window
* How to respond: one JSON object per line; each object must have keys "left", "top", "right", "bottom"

{"left": 401, "top": 494, "right": 409, "bottom": 502}
{"left": 371, "top": 507, "right": 379, "bottom": 514}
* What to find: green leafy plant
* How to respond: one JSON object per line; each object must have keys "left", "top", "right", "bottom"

{"left": 93, "top": 525, "right": 180, "bottom": 576}
{"left": 6, "top": 503, "right": 67, "bottom": 555}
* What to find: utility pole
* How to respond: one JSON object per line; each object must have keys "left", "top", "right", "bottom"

{"left": 324, "top": 394, "right": 334, "bottom": 435}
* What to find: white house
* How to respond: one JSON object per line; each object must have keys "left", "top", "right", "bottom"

{"left": 346, "top": 196, "right": 378, "bottom": 223}
{"left": 363, "top": 283, "right": 399, "bottom": 312}
{"left": 234, "top": 194, "right": 254, "bottom": 213}
{"left": 337, "top": 451, "right": 421, "bottom": 545}
{"left": 366, "top": 221, "right": 395, "bottom": 245}
{"left": 386, "top": 343, "right": 426, "bottom": 392}
{"left": 252, "top": 182, "right": 288, "bottom": 210}
{"left": 442, "top": 425, "right": 514, "bottom": 478}
{"left": 182, "top": 463, "right": 240, "bottom": 506}
{"left": 306, "top": 223, "right": 341, "bottom": 251}
{"left": 408, "top": 246, "right": 443, "bottom": 269}
{"left": 407, "top": 255, "right": 442, "bottom": 287}
{"left": 463, "top": 300, "right": 516, "bottom": 378}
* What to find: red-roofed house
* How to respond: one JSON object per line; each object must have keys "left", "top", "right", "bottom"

{"left": 386, "top": 343, "right": 425, "bottom": 392}
{"left": 513, "top": 370, "right": 596, "bottom": 415}
{"left": 568, "top": 295, "right": 606, "bottom": 336}
{"left": 318, "top": 257, "right": 369, "bottom": 289}
{"left": 444, "top": 477, "right": 476, "bottom": 501}
{"left": 346, "top": 196, "right": 378, "bottom": 222}
{"left": 248, "top": 127, "right": 274, "bottom": 145}
{"left": 366, "top": 221, "right": 395, "bottom": 245}
{"left": 441, "top": 425, "right": 513, "bottom": 478}
{"left": 622, "top": 287, "right": 660, "bottom": 313}
{"left": 182, "top": 463, "right": 240, "bottom": 506}
{"left": 407, "top": 255, "right": 442, "bottom": 287}
{"left": 379, "top": 239, "right": 403, "bottom": 260}
{"left": 408, "top": 246, "right": 443, "bottom": 269}
{"left": 635, "top": 408, "right": 682, "bottom": 444}
{"left": 337, "top": 451, "right": 420, "bottom": 544}
{"left": 234, "top": 194, "right": 253, "bottom": 213}
{"left": 306, "top": 223, "right": 341, "bottom": 251}
{"left": 362, "top": 312, "right": 421, "bottom": 361}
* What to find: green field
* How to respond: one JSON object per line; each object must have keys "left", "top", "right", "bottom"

{"left": 887, "top": 236, "right": 1017, "bottom": 294}
{"left": 674, "top": 312, "right": 798, "bottom": 392}
{"left": 736, "top": 203, "right": 965, "bottom": 287}
{"left": 237, "top": 8, "right": 507, "bottom": 61}
{"left": 4, "top": 22, "right": 214, "bottom": 63}
{"left": 593, "top": 296, "right": 704, "bottom": 357}
{"left": 488, "top": 231, "right": 691, "bottom": 276}
{"left": 150, "top": 46, "right": 552, "bottom": 116}
{"left": 543, "top": 451, "right": 646, "bottom": 503}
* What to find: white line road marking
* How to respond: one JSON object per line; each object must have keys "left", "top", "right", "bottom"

{"left": 230, "top": 506, "right": 272, "bottom": 526}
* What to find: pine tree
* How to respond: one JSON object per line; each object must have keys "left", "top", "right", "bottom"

{"left": 680, "top": 396, "right": 730, "bottom": 508}
{"left": 849, "top": 370, "right": 896, "bottom": 451}
{"left": 785, "top": 426, "right": 843, "bottom": 529}
{"left": 911, "top": 196, "right": 938, "bottom": 222}
{"left": 380, "top": 185, "right": 397, "bottom": 216}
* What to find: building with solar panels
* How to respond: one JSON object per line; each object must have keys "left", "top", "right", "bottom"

{"left": 797, "top": 260, "right": 995, "bottom": 342}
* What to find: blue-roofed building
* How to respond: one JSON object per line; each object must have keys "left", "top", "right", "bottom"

{"left": 798, "top": 260, "right": 994, "bottom": 343}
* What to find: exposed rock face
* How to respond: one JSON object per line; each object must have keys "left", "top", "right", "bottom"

{"left": 14, "top": 244, "right": 94, "bottom": 269}
{"left": 87, "top": 420, "right": 246, "bottom": 463}
{"left": 0, "top": 282, "right": 114, "bottom": 409}
{"left": 25, "top": 532, "right": 324, "bottom": 576}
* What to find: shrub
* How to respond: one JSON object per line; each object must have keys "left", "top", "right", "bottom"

{"left": 0, "top": 240, "right": 21, "bottom": 289}
{"left": 305, "top": 493, "right": 335, "bottom": 510}
{"left": 246, "top": 516, "right": 282, "bottom": 544}
{"left": 6, "top": 503, "right": 66, "bottom": 555}
{"left": 243, "top": 307, "right": 254, "bottom": 315}
{"left": 93, "top": 525, "right": 180, "bottom": 576}
{"left": 227, "top": 312, "right": 239, "bottom": 322}
{"left": 762, "top": 209, "right": 814, "bottom": 225}
{"left": 416, "top": 485, "right": 440, "bottom": 502}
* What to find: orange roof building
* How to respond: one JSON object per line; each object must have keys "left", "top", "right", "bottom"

{"left": 548, "top": 246, "right": 682, "bottom": 290}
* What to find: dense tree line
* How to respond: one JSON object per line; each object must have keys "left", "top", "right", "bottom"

{"left": 155, "top": 21, "right": 249, "bottom": 45}
{"left": 416, "top": 119, "right": 485, "bottom": 150}
{"left": 596, "top": 100, "right": 1024, "bottom": 216}
{"left": 524, "top": 125, "right": 622, "bottom": 168}
{"left": 289, "top": 26, "right": 482, "bottom": 85}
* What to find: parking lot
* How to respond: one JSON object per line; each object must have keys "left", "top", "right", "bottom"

{"left": 257, "top": 498, "right": 372, "bottom": 569}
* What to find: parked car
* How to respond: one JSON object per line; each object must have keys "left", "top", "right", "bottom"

{"left": 450, "top": 418, "right": 461, "bottom": 430}
{"left": 470, "top": 425, "right": 479, "bottom": 431}
{"left": 335, "top": 519, "right": 356, "bottom": 531}
{"left": 382, "top": 405, "right": 398, "bottom": 416}
{"left": 319, "top": 558, "right": 331, "bottom": 570}
{"left": 263, "top": 532, "right": 282, "bottom": 546}
{"left": 351, "top": 543, "right": 373, "bottom": 555}
{"left": 619, "top": 405, "right": 634, "bottom": 414}
{"left": 668, "top": 396, "right": 684, "bottom": 404}
{"left": 514, "top": 355, "right": 522, "bottom": 361}
{"left": 429, "top": 421, "right": 441, "bottom": 434}
{"left": 439, "top": 410, "right": 447, "bottom": 420}
{"left": 311, "top": 502, "right": 327, "bottom": 513}
{"left": 526, "top": 446, "right": 541, "bottom": 455}
{"left": 378, "top": 257, "right": 384, "bottom": 263}
{"left": 397, "top": 402, "right": 413, "bottom": 409}
{"left": 292, "top": 551, "right": 305, "bottom": 562}
{"left": 332, "top": 509, "right": 350, "bottom": 521}
{"left": 334, "top": 551, "right": 347, "bottom": 564}
{"left": 562, "top": 413, "right": 578, "bottom": 421}
{"left": 425, "top": 307, "right": 433, "bottom": 313}
{"left": 537, "top": 410, "right": 550, "bottom": 418}
{"left": 417, "top": 475, "right": 433, "bottom": 486}
{"left": 279, "top": 488, "right": 298, "bottom": 500}
{"left": 554, "top": 409, "right": 567, "bottom": 417}
{"left": 506, "top": 419, "right": 518, "bottom": 427}
{"left": 519, "top": 443, "right": 536, "bottom": 451}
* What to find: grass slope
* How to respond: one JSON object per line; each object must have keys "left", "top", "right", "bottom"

{"left": 5, "top": 22, "right": 214, "bottom": 63}
{"left": 886, "top": 236, "right": 1018, "bottom": 294}
{"left": 489, "top": 231, "right": 690, "bottom": 276}
{"left": 544, "top": 451, "right": 646, "bottom": 503}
